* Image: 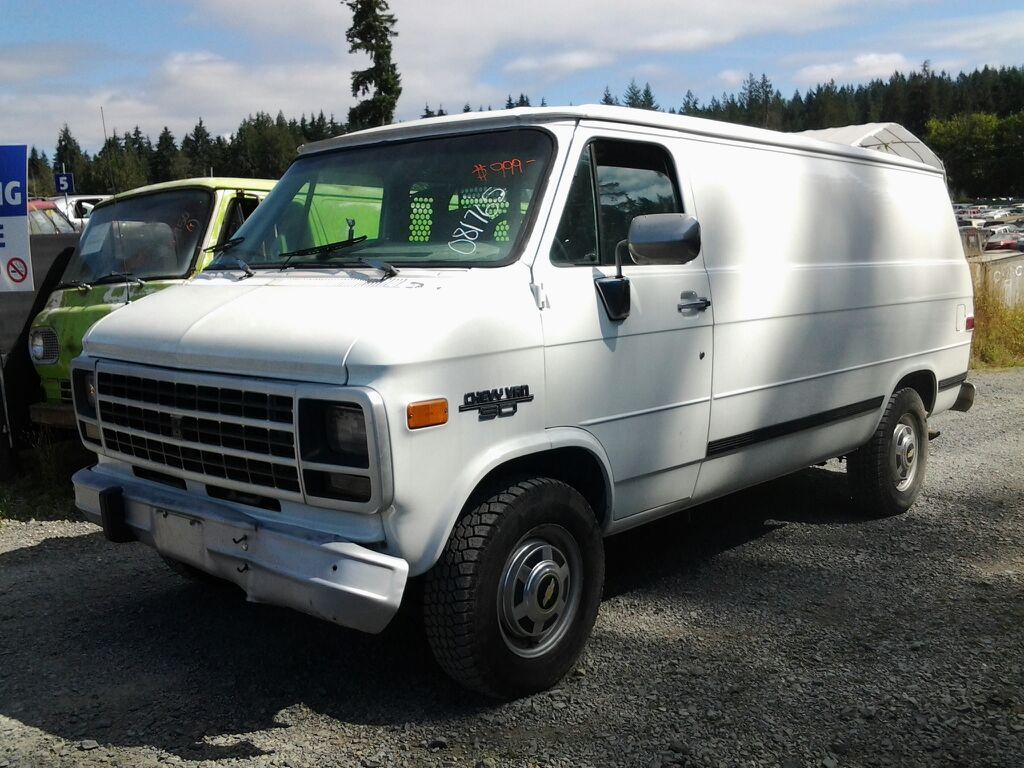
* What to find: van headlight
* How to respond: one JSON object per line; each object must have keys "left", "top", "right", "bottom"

{"left": 72, "top": 369, "right": 97, "bottom": 418}
{"left": 298, "top": 400, "right": 369, "bottom": 468}
{"left": 326, "top": 405, "right": 368, "bottom": 459}
{"left": 29, "top": 328, "right": 59, "bottom": 364}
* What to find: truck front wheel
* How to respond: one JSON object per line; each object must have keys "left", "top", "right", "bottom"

{"left": 424, "top": 477, "right": 604, "bottom": 698}
{"left": 847, "top": 387, "right": 929, "bottom": 517}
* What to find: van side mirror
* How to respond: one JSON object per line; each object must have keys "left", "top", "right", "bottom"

{"left": 627, "top": 213, "right": 701, "bottom": 265}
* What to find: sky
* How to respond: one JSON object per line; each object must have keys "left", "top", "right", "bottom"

{"left": 2, "top": 0, "right": 1023, "bottom": 155}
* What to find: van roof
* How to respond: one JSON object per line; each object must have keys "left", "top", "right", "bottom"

{"left": 299, "top": 105, "right": 941, "bottom": 174}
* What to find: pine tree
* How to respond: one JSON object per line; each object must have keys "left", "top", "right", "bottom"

{"left": 54, "top": 124, "right": 90, "bottom": 189}
{"left": 462, "top": 102, "right": 472, "bottom": 113}
{"left": 345, "top": 0, "right": 402, "bottom": 131}
{"left": 600, "top": 86, "right": 618, "bottom": 106}
{"left": 27, "top": 148, "right": 55, "bottom": 197}
{"left": 680, "top": 90, "right": 700, "bottom": 114}
{"left": 622, "top": 79, "right": 644, "bottom": 108}
{"left": 182, "top": 118, "right": 217, "bottom": 177}
{"left": 421, "top": 103, "right": 435, "bottom": 118}
{"left": 639, "top": 83, "right": 658, "bottom": 111}
{"left": 151, "top": 127, "right": 183, "bottom": 183}
{"left": 505, "top": 94, "right": 515, "bottom": 109}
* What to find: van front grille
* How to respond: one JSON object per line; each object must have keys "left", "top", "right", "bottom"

{"left": 94, "top": 366, "right": 300, "bottom": 496}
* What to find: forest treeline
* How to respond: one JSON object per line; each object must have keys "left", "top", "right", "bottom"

{"left": 27, "top": 63, "right": 1024, "bottom": 200}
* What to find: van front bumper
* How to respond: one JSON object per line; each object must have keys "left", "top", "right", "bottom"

{"left": 73, "top": 466, "right": 408, "bottom": 633}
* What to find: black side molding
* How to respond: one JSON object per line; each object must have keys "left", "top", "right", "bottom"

{"left": 98, "top": 486, "right": 134, "bottom": 543}
{"left": 938, "top": 372, "right": 969, "bottom": 391}
{"left": 707, "top": 396, "right": 885, "bottom": 458}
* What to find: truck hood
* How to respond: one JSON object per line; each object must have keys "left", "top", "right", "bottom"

{"left": 82, "top": 266, "right": 538, "bottom": 384}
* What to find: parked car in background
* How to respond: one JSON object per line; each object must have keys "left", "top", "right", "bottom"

{"left": 50, "top": 194, "right": 111, "bottom": 230}
{"left": 27, "top": 177, "right": 276, "bottom": 429}
{"left": 27, "top": 199, "right": 77, "bottom": 235}
{"left": 984, "top": 232, "right": 1024, "bottom": 251}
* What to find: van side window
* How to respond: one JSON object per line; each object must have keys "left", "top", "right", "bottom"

{"left": 550, "top": 140, "right": 683, "bottom": 267}
{"left": 550, "top": 152, "right": 599, "bottom": 265}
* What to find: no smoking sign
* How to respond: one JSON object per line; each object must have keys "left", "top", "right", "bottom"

{"left": 6, "top": 256, "right": 28, "bottom": 283}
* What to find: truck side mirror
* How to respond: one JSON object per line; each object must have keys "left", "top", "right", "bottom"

{"left": 627, "top": 213, "right": 701, "bottom": 265}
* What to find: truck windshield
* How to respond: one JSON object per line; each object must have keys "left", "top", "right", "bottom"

{"left": 59, "top": 189, "right": 213, "bottom": 285}
{"left": 225, "top": 128, "right": 552, "bottom": 268}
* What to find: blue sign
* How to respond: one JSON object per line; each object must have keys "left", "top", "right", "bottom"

{"left": 0, "top": 145, "right": 33, "bottom": 292}
{"left": 0, "top": 145, "right": 28, "bottom": 218}
{"left": 54, "top": 172, "right": 75, "bottom": 195}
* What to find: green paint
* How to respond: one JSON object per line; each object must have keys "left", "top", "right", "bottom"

{"left": 30, "top": 178, "right": 275, "bottom": 410}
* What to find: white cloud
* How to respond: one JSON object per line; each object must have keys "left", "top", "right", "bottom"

{"left": 505, "top": 51, "right": 614, "bottom": 78}
{"left": 923, "top": 9, "right": 1024, "bottom": 52}
{"left": 718, "top": 69, "right": 747, "bottom": 87}
{"left": 794, "top": 52, "right": 912, "bottom": 85}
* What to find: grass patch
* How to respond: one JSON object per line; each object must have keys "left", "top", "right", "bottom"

{"left": 971, "top": 279, "right": 1024, "bottom": 368}
{"left": 0, "top": 432, "right": 93, "bottom": 522}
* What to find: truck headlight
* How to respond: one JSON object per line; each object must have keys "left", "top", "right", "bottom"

{"left": 72, "top": 369, "right": 97, "bottom": 418}
{"left": 326, "top": 405, "right": 367, "bottom": 459}
{"left": 298, "top": 400, "right": 369, "bottom": 468}
{"left": 29, "top": 328, "right": 58, "bottom": 364}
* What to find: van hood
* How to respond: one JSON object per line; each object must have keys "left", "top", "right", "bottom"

{"left": 82, "top": 266, "right": 538, "bottom": 385}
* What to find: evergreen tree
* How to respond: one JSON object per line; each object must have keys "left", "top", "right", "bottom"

{"left": 680, "top": 90, "right": 700, "bottom": 114}
{"left": 505, "top": 94, "right": 515, "bottom": 109}
{"left": 345, "top": 0, "right": 401, "bottom": 131}
{"left": 151, "top": 127, "right": 184, "bottom": 183}
{"left": 54, "top": 124, "right": 90, "bottom": 189}
{"left": 421, "top": 103, "right": 436, "bottom": 118}
{"left": 622, "top": 79, "right": 644, "bottom": 108}
{"left": 462, "top": 103, "right": 472, "bottom": 113}
{"left": 516, "top": 93, "right": 531, "bottom": 107}
{"left": 182, "top": 118, "right": 217, "bottom": 177}
{"left": 600, "top": 85, "right": 618, "bottom": 106}
{"left": 27, "top": 148, "right": 55, "bottom": 197}
{"left": 639, "top": 82, "right": 659, "bottom": 111}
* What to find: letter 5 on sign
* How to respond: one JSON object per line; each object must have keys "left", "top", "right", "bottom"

{"left": 0, "top": 144, "right": 34, "bottom": 292}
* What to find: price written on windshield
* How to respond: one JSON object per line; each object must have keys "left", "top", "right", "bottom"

{"left": 472, "top": 159, "right": 535, "bottom": 182}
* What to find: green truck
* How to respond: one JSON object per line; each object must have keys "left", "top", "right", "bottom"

{"left": 27, "top": 177, "right": 276, "bottom": 428}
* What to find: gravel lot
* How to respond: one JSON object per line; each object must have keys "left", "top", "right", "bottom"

{"left": 1, "top": 369, "right": 1022, "bottom": 768}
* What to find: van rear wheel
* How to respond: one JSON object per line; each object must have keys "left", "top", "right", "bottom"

{"left": 847, "top": 387, "right": 928, "bottom": 517}
{"left": 423, "top": 478, "right": 604, "bottom": 699}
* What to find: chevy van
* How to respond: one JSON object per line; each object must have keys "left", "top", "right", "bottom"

{"left": 28, "top": 178, "right": 275, "bottom": 428}
{"left": 70, "top": 107, "right": 974, "bottom": 697}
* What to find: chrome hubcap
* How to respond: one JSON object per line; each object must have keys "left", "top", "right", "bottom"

{"left": 498, "top": 525, "right": 581, "bottom": 658}
{"left": 892, "top": 416, "right": 919, "bottom": 492}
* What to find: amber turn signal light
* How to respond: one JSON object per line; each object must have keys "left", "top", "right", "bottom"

{"left": 407, "top": 398, "right": 448, "bottom": 429}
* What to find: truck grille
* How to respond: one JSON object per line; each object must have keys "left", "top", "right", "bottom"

{"left": 95, "top": 368, "right": 300, "bottom": 495}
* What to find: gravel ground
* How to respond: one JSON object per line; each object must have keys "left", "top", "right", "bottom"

{"left": 1, "top": 369, "right": 1022, "bottom": 768}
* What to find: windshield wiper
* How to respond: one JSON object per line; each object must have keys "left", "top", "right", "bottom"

{"left": 100, "top": 271, "right": 146, "bottom": 286}
{"left": 277, "top": 235, "right": 368, "bottom": 270}
{"left": 56, "top": 280, "right": 92, "bottom": 291}
{"left": 205, "top": 236, "right": 245, "bottom": 256}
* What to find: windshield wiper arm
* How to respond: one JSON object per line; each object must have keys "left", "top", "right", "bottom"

{"left": 278, "top": 235, "right": 369, "bottom": 270}
{"left": 104, "top": 271, "right": 146, "bottom": 286}
{"left": 205, "top": 236, "right": 245, "bottom": 255}
{"left": 57, "top": 280, "right": 92, "bottom": 291}
{"left": 358, "top": 257, "right": 400, "bottom": 280}
{"left": 214, "top": 257, "right": 255, "bottom": 279}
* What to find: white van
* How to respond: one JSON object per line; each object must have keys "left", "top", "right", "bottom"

{"left": 70, "top": 106, "right": 975, "bottom": 698}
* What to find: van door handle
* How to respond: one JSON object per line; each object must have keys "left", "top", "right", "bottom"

{"left": 678, "top": 294, "right": 711, "bottom": 312}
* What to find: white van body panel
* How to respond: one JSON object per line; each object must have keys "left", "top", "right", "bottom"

{"left": 70, "top": 106, "right": 974, "bottom": 630}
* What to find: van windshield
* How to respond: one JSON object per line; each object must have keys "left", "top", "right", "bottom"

{"left": 223, "top": 129, "right": 552, "bottom": 268}
{"left": 59, "top": 189, "right": 213, "bottom": 285}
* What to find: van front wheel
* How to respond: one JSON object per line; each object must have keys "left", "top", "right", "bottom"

{"left": 423, "top": 478, "right": 604, "bottom": 699}
{"left": 848, "top": 387, "right": 928, "bottom": 517}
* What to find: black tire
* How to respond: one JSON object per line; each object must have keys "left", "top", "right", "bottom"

{"left": 848, "top": 387, "right": 929, "bottom": 517}
{"left": 423, "top": 478, "right": 604, "bottom": 699}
